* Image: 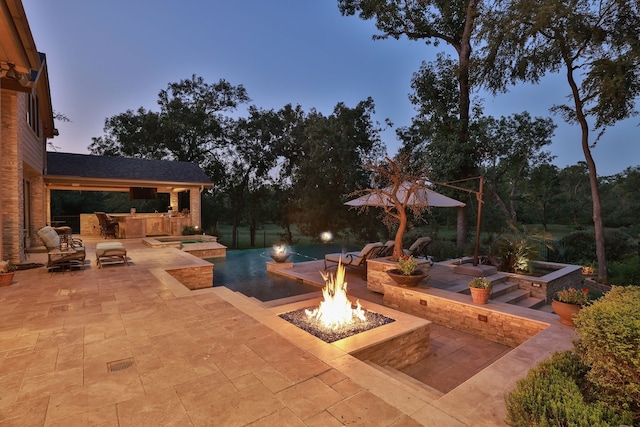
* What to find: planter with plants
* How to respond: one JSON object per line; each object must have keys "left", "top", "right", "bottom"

{"left": 386, "top": 255, "right": 427, "bottom": 287}
{"left": 468, "top": 277, "right": 492, "bottom": 304}
{"left": 0, "top": 261, "right": 18, "bottom": 287}
{"left": 552, "top": 287, "right": 590, "bottom": 326}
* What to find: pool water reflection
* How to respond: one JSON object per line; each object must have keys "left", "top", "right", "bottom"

{"left": 206, "top": 243, "right": 357, "bottom": 302}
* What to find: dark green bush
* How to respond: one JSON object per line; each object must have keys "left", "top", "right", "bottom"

{"left": 608, "top": 257, "right": 640, "bottom": 286}
{"left": 181, "top": 225, "right": 198, "bottom": 235}
{"left": 555, "top": 229, "right": 634, "bottom": 263}
{"left": 505, "top": 351, "right": 632, "bottom": 426}
{"left": 574, "top": 286, "right": 640, "bottom": 421}
{"left": 426, "top": 239, "right": 461, "bottom": 261}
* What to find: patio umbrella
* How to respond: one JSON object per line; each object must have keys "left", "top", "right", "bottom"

{"left": 344, "top": 182, "right": 466, "bottom": 208}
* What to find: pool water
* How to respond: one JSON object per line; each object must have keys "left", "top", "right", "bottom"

{"left": 206, "top": 243, "right": 358, "bottom": 302}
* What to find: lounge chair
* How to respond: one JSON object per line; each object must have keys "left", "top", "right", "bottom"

{"left": 379, "top": 240, "right": 395, "bottom": 257}
{"left": 36, "top": 226, "right": 86, "bottom": 271}
{"left": 404, "top": 236, "right": 434, "bottom": 265}
{"left": 324, "top": 242, "right": 385, "bottom": 278}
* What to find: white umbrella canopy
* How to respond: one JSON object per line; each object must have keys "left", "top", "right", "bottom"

{"left": 344, "top": 182, "right": 466, "bottom": 208}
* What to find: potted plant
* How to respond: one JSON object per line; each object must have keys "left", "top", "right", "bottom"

{"left": 469, "top": 277, "right": 492, "bottom": 304}
{"left": 0, "top": 261, "right": 18, "bottom": 287}
{"left": 552, "top": 287, "right": 590, "bottom": 326}
{"left": 386, "top": 255, "right": 427, "bottom": 287}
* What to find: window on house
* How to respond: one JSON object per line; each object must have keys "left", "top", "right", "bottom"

{"left": 27, "top": 93, "right": 40, "bottom": 136}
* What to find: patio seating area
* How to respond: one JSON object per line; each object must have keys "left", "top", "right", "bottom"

{"left": 0, "top": 236, "right": 577, "bottom": 426}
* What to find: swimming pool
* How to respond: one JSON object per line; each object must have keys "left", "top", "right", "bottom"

{"left": 206, "top": 243, "right": 358, "bottom": 302}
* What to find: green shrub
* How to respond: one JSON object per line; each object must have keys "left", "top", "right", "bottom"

{"left": 608, "top": 257, "right": 640, "bottom": 286}
{"left": 555, "top": 231, "right": 597, "bottom": 263}
{"left": 555, "top": 229, "right": 634, "bottom": 264}
{"left": 505, "top": 351, "right": 632, "bottom": 426}
{"left": 426, "top": 239, "right": 461, "bottom": 261}
{"left": 574, "top": 286, "right": 640, "bottom": 421}
{"left": 181, "top": 225, "right": 198, "bottom": 235}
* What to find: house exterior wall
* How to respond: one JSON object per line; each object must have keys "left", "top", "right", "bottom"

{"left": 1, "top": 88, "right": 47, "bottom": 263}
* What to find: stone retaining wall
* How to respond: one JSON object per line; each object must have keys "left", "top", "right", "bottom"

{"left": 166, "top": 264, "right": 213, "bottom": 290}
{"left": 382, "top": 284, "right": 547, "bottom": 347}
{"left": 350, "top": 323, "right": 431, "bottom": 370}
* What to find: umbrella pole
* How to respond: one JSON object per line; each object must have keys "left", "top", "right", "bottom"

{"left": 472, "top": 176, "right": 484, "bottom": 266}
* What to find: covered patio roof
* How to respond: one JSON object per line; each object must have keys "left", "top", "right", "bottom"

{"left": 44, "top": 152, "right": 213, "bottom": 193}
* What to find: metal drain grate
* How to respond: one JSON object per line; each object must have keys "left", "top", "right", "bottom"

{"left": 107, "top": 358, "right": 134, "bottom": 372}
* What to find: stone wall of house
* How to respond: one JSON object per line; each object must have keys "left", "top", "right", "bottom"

{"left": 1, "top": 89, "right": 21, "bottom": 263}
{"left": 381, "top": 284, "right": 548, "bottom": 348}
{"left": 1, "top": 91, "right": 49, "bottom": 263}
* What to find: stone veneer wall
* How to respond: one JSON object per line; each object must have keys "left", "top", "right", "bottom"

{"left": 166, "top": 265, "right": 213, "bottom": 290}
{"left": 382, "top": 284, "right": 547, "bottom": 347}
{"left": 183, "top": 247, "right": 226, "bottom": 258}
{"left": 350, "top": 323, "right": 431, "bottom": 370}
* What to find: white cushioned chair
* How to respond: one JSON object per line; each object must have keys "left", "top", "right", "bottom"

{"left": 36, "top": 226, "right": 86, "bottom": 270}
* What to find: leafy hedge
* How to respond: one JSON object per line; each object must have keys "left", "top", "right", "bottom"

{"left": 554, "top": 229, "right": 635, "bottom": 263}
{"left": 505, "top": 286, "right": 640, "bottom": 426}
{"left": 575, "top": 286, "right": 640, "bottom": 419}
{"left": 505, "top": 352, "right": 630, "bottom": 426}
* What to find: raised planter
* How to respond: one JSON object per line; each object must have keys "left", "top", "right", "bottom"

{"left": 367, "top": 257, "right": 430, "bottom": 293}
{"left": 386, "top": 269, "right": 428, "bottom": 287}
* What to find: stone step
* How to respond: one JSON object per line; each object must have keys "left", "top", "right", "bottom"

{"left": 451, "top": 273, "right": 509, "bottom": 295}
{"left": 514, "top": 296, "right": 547, "bottom": 309}
{"left": 490, "top": 281, "right": 521, "bottom": 298}
{"left": 492, "top": 289, "right": 531, "bottom": 304}
{"left": 364, "top": 361, "right": 444, "bottom": 401}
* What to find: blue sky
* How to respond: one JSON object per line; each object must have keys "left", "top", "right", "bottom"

{"left": 24, "top": 0, "right": 639, "bottom": 176}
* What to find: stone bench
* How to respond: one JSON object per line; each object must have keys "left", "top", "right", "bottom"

{"left": 95, "top": 242, "right": 128, "bottom": 268}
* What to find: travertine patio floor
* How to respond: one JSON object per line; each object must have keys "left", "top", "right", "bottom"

{"left": 0, "top": 238, "right": 576, "bottom": 426}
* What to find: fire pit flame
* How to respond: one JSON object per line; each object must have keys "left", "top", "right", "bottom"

{"left": 305, "top": 260, "right": 366, "bottom": 328}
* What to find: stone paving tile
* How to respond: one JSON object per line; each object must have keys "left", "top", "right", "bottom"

{"left": 187, "top": 382, "right": 284, "bottom": 426}
{"left": 328, "top": 390, "right": 406, "bottom": 426}
{"left": 276, "top": 377, "right": 344, "bottom": 420}
{"left": 44, "top": 404, "right": 119, "bottom": 427}
{"left": 116, "top": 388, "right": 192, "bottom": 427}
{"left": 0, "top": 238, "right": 576, "bottom": 426}
{"left": 0, "top": 395, "right": 49, "bottom": 426}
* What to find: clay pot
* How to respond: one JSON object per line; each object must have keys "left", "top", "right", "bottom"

{"left": 469, "top": 287, "right": 491, "bottom": 304}
{"left": 0, "top": 272, "right": 15, "bottom": 287}
{"left": 551, "top": 299, "right": 582, "bottom": 326}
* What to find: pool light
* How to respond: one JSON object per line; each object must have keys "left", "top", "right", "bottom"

{"left": 270, "top": 242, "right": 291, "bottom": 263}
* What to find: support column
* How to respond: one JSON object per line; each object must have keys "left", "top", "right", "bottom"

{"left": 189, "top": 187, "right": 202, "bottom": 230}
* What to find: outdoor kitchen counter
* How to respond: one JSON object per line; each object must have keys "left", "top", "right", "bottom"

{"left": 79, "top": 213, "right": 191, "bottom": 237}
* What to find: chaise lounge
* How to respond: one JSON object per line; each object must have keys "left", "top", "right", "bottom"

{"left": 324, "top": 242, "right": 385, "bottom": 279}
{"left": 36, "top": 226, "right": 86, "bottom": 271}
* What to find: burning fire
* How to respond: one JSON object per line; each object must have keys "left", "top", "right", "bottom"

{"left": 305, "top": 260, "right": 366, "bottom": 328}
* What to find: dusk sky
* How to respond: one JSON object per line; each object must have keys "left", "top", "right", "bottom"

{"left": 24, "top": 1, "right": 639, "bottom": 176}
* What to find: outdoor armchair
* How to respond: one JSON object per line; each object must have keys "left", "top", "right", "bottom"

{"left": 36, "top": 226, "right": 86, "bottom": 271}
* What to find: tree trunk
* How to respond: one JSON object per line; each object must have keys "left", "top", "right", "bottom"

{"left": 392, "top": 207, "right": 408, "bottom": 260}
{"left": 231, "top": 218, "right": 238, "bottom": 249}
{"left": 567, "top": 67, "right": 607, "bottom": 281}
{"left": 249, "top": 221, "right": 256, "bottom": 247}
